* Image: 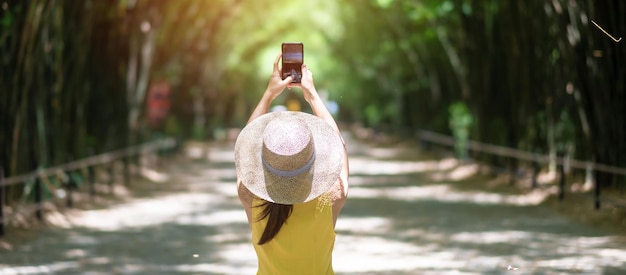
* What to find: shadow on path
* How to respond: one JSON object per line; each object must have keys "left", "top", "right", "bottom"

{"left": 1, "top": 134, "right": 625, "bottom": 274}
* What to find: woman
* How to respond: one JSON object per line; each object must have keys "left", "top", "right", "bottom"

{"left": 234, "top": 53, "right": 349, "bottom": 275}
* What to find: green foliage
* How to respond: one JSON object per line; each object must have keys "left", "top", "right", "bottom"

{"left": 2, "top": 0, "right": 625, "bottom": 198}
{"left": 449, "top": 101, "right": 472, "bottom": 131}
{"left": 449, "top": 101, "right": 472, "bottom": 159}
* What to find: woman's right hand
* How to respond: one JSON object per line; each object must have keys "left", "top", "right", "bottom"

{"left": 265, "top": 53, "right": 293, "bottom": 100}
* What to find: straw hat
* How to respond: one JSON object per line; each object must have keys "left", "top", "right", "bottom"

{"left": 235, "top": 111, "right": 344, "bottom": 204}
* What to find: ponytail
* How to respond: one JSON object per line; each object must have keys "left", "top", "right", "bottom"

{"left": 256, "top": 201, "right": 293, "bottom": 245}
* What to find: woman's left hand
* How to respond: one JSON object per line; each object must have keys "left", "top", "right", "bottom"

{"left": 265, "top": 53, "right": 293, "bottom": 100}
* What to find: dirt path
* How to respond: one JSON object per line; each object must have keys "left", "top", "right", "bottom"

{"left": 1, "top": 134, "right": 625, "bottom": 274}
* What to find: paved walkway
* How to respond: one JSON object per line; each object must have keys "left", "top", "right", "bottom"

{"left": 1, "top": 134, "right": 625, "bottom": 274}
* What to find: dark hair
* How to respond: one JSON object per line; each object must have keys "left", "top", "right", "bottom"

{"left": 256, "top": 201, "right": 293, "bottom": 245}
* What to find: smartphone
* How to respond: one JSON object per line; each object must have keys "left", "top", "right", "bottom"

{"left": 281, "top": 42, "right": 304, "bottom": 83}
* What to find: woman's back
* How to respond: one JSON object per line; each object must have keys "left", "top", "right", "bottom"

{"left": 251, "top": 195, "right": 335, "bottom": 275}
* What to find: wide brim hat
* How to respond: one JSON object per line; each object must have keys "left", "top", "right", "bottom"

{"left": 234, "top": 111, "right": 344, "bottom": 204}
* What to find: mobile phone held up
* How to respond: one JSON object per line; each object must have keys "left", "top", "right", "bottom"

{"left": 281, "top": 42, "right": 303, "bottom": 83}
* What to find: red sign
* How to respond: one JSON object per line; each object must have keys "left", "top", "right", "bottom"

{"left": 146, "top": 81, "right": 171, "bottom": 129}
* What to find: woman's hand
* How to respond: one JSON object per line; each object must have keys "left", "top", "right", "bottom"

{"left": 300, "top": 63, "right": 316, "bottom": 93}
{"left": 265, "top": 53, "right": 293, "bottom": 100}
{"left": 246, "top": 53, "right": 293, "bottom": 124}
{"left": 291, "top": 63, "right": 319, "bottom": 102}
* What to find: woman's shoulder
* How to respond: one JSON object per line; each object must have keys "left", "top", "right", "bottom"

{"left": 328, "top": 177, "right": 348, "bottom": 204}
{"left": 237, "top": 180, "right": 254, "bottom": 207}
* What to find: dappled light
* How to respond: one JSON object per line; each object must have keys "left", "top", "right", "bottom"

{"left": 2, "top": 139, "right": 625, "bottom": 274}
{"left": 64, "top": 193, "right": 230, "bottom": 231}
{"left": 1, "top": 0, "right": 625, "bottom": 274}
{"left": 139, "top": 168, "right": 170, "bottom": 183}
{"left": 349, "top": 157, "right": 458, "bottom": 176}
{"left": 348, "top": 185, "right": 550, "bottom": 206}
{"left": 431, "top": 163, "right": 479, "bottom": 181}
{"left": 183, "top": 146, "right": 210, "bottom": 160}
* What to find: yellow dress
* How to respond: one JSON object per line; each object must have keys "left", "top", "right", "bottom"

{"left": 251, "top": 195, "right": 335, "bottom": 275}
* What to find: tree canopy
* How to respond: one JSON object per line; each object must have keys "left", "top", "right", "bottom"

{"left": 1, "top": 0, "right": 624, "bottom": 190}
